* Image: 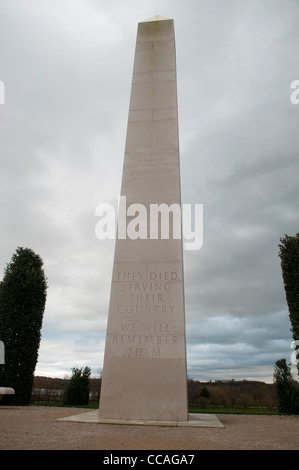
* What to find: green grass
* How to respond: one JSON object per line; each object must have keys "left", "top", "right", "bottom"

{"left": 31, "top": 403, "right": 295, "bottom": 415}
{"left": 31, "top": 402, "right": 99, "bottom": 409}
{"left": 189, "top": 406, "right": 280, "bottom": 415}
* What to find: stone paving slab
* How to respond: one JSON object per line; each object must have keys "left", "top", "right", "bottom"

{"left": 58, "top": 410, "right": 224, "bottom": 428}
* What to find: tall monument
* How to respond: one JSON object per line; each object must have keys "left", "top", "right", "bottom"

{"left": 99, "top": 16, "right": 188, "bottom": 422}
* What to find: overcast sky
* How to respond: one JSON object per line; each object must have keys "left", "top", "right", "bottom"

{"left": 1, "top": 0, "right": 298, "bottom": 383}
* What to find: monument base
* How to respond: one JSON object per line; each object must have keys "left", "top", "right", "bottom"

{"left": 58, "top": 411, "right": 224, "bottom": 428}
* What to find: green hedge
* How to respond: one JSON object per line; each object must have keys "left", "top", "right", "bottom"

{"left": 0, "top": 247, "right": 47, "bottom": 405}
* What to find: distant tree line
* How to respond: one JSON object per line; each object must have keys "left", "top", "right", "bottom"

{"left": 188, "top": 379, "right": 277, "bottom": 410}
{"left": 30, "top": 374, "right": 299, "bottom": 413}
{"left": 31, "top": 375, "right": 278, "bottom": 409}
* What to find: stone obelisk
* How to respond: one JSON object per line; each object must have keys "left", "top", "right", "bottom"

{"left": 99, "top": 16, "right": 188, "bottom": 422}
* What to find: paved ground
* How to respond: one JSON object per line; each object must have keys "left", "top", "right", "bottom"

{"left": 0, "top": 406, "right": 298, "bottom": 450}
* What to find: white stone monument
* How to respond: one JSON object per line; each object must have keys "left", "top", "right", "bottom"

{"left": 99, "top": 15, "right": 188, "bottom": 423}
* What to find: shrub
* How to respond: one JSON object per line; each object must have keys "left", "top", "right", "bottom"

{"left": 274, "top": 359, "right": 299, "bottom": 414}
{"left": 63, "top": 366, "right": 91, "bottom": 406}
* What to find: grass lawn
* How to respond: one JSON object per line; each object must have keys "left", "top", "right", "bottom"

{"left": 189, "top": 406, "right": 280, "bottom": 415}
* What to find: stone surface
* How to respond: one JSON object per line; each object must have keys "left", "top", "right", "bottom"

{"left": 59, "top": 411, "right": 224, "bottom": 428}
{"left": 3, "top": 407, "right": 298, "bottom": 450}
{"left": 98, "top": 17, "right": 188, "bottom": 422}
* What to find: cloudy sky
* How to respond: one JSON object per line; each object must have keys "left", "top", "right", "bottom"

{"left": 1, "top": 0, "right": 298, "bottom": 383}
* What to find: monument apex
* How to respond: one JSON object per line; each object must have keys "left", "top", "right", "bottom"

{"left": 142, "top": 15, "right": 171, "bottom": 22}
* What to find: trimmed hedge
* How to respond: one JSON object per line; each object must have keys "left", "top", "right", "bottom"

{"left": 278, "top": 233, "right": 299, "bottom": 377}
{"left": 0, "top": 247, "right": 47, "bottom": 405}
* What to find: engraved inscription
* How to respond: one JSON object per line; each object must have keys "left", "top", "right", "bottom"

{"left": 116, "top": 271, "right": 177, "bottom": 316}
{"left": 116, "top": 272, "right": 178, "bottom": 281}
{"left": 109, "top": 270, "right": 182, "bottom": 358}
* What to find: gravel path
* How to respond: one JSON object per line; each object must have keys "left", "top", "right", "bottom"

{"left": 0, "top": 406, "right": 298, "bottom": 450}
